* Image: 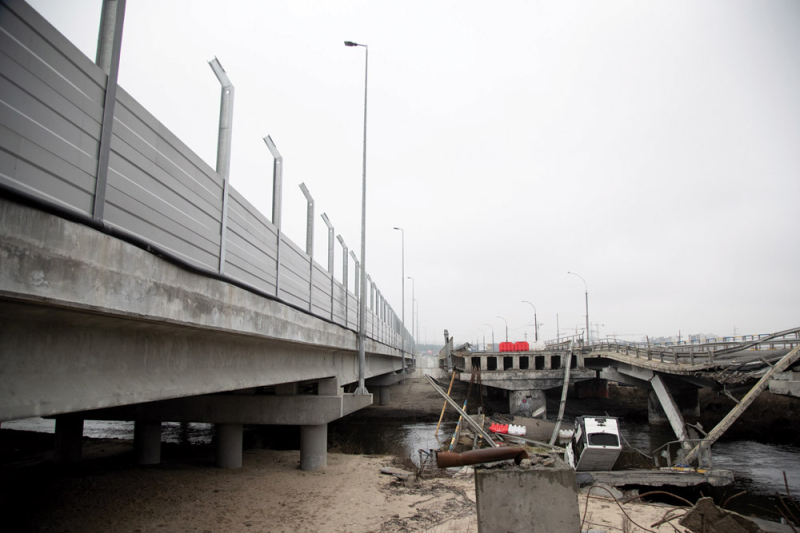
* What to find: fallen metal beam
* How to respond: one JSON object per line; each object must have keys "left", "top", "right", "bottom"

{"left": 685, "top": 344, "right": 800, "bottom": 464}
{"left": 437, "top": 447, "right": 528, "bottom": 468}
{"left": 425, "top": 375, "right": 497, "bottom": 447}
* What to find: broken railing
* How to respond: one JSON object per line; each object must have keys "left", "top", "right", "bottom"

{"left": 652, "top": 439, "right": 715, "bottom": 471}
{"left": 580, "top": 327, "right": 800, "bottom": 366}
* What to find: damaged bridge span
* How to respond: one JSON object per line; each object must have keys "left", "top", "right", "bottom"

{"left": 443, "top": 328, "right": 800, "bottom": 455}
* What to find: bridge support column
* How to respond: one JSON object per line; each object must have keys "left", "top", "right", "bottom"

{"left": 300, "top": 423, "right": 327, "bottom": 471}
{"left": 375, "top": 386, "right": 390, "bottom": 406}
{"left": 215, "top": 423, "right": 243, "bottom": 469}
{"left": 134, "top": 421, "right": 161, "bottom": 465}
{"left": 509, "top": 390, "right": 545, "bottom": 418}
{"left": 647, "top": 387, "right": 700, "bottom": 426}
{"left": 54, "top": 416, "right": 83, "bottom": 464}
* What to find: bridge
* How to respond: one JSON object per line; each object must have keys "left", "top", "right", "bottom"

{"left": 444, "top": 329, "right": 800, "bottom": 459}
{"left": 0, "top": 0, "right": 412, "bottom": 470}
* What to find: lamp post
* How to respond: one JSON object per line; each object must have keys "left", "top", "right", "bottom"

{"left": 407, "top": 276, "right": 415, "bottom": 341}
{"left": 522, "top": 300, "right": 538, "bottom": 342}
{"left": 485, "top": 323, "right": 495, "bottom": 352}
{"left": 497, "top": 316, "right": 508, "bottom": 343}
{"left": 568, "top": 271, "right": 589, "bottom": 345}
{"left": 393, "top": 227, "right": 405, "bottom": 360}
{"left": 477, "top": 328, "right": 486, "bottom": 352}
{"left": 345, "top": 40, "right": 369, "bottom": 395}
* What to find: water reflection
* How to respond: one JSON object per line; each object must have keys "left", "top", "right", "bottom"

{"left": 712, "top": 440, "right": 800, "bottom": 495}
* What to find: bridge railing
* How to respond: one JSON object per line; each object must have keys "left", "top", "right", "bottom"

{"left": 581, "top": 328, "right": 800, "bottom": 366}
{"left": 0, "top": 0, "right": 413, "bottom": 355}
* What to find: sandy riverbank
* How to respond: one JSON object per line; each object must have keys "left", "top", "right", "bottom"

{"left": 0, "top": 378, "right": 700, "bottom": 532}
{"left": 1, "top": 436, "right": 693, "bottom": 533}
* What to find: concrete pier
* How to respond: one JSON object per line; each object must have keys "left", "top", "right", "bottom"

{"left": 134, "top": 421, "right": 162, "bottom": 465}
{"left": 377, "top": 386, "right": 390, "bottom": 406}
{"left": 509, "top": 390, "right": 546, "bottom": 417}
{"left": 647, "top": 388, "right": 700, "bottom": 425}
{"left": 300, "top": 423, "right": 327, "bottom": 471}
{"left": 215, "top": 423, "right": 243, "bottom": 469}
{"left": 54, "top": 416, "right": 83, "bottom": 464}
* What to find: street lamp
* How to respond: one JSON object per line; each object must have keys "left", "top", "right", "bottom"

{"left": 567, "top": 271, "right": 589, "bottom": 345}
{"left": 485, "top": 323, "right": 495, "bottom": 351}
{"left": 393, "top": 227, "right": 405, "bottom": 356}
{"left": 345, "top": 40, "right": 369, "bottom": 395}
{"left": 522, "top": 301, "right": 538, "bottom": 342}
{"left": 407, "top": 276, "right": 415, "bottom": 341}
{"left": 477, "top": 328, "right": 486, "bottom": 352}
{"left": 497, "top": 316, "right": 508, "bottom": 343}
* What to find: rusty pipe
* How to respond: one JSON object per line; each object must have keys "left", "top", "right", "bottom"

{"left": 436, "top": 447, "right": 529, "bottom": 468}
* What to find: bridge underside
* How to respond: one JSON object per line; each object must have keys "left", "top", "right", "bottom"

{"left": 0, "top": 198, "right": 405, "bottom": 422}
{"left": 0, "top": 199, "right": 408, "bottom": 469}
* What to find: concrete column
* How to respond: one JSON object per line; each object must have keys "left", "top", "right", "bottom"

{"left": 509, "top": 390, "right": 545, "bottom": 418}
{"left": 376, "top": 386, "right": 390, "bottom": 406}
{"left": 300, "top": 423, "right": 327, "bottom": 471}
{"left": 54, "top": 417, "right": 83, "bottom": 464}
{"left": 215, "top": 423, "right": 243, "bottom": 469}
{"left": 134, "top": 420, "right": 162, "bottom": 465}
{"left": 318, "top": 377, "right": 342, "bottom": 396}
{"left": 648, "top": 386, "right": 701, "bottom": 426}
{"left": 647, "top": 390, "right": 669, "bottom": 425}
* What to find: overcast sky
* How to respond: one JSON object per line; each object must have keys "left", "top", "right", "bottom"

{"left": 29, "top": 0, "right": 800, "bottom": 346}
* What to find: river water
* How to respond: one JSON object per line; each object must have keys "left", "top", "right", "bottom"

{"left": 5, "top": 416, "right": 800, "bottom": 500}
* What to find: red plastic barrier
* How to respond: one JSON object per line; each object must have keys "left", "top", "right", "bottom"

{"left": 515, "top": 341, "right": 530, "bottom": 352}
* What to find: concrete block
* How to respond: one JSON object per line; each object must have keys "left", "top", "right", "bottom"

{"left": 509, "top": 390, "right": 546, "bottom": 418}
{"left": 475, "top": 464, "right": 580, "bottom": 533}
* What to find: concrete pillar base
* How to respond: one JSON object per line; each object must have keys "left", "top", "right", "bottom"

{"left": 509, "top": 390, "right": 546, "bottom": 418}
{"left": 54, "top": 417, "right": 83, "bottom": 464}
{"left": 215, "top": 423, "right": 243, "bottom": 469}
{"left": 134, "top": 421, "right": 162, "bottom": 465}
{"left": 377, "top": 386, "right": 390, "bottom": 406}
{"left": 300, "top": 423, "right": 327, "bottom": 471}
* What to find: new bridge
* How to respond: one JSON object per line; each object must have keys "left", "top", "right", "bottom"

{"left": 0, "top": 0, "right": 412, "bottom": 470}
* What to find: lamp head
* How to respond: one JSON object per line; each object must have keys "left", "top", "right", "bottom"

{"left": 344, "top": 41, "right": 359, "bottom": 47}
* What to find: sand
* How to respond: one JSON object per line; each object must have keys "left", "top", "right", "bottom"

{"left": 1, "top": 441, "right": 693, "bottom": 533}
{"left": 0, "top": 378, "right": 694, "bottom": 532}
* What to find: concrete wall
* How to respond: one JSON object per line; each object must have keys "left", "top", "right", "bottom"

{"left": 415, "top": 355, "right": 445, "bottom": 380}
{"left": 475, "top": 465, "right": 581, "bottom": 532}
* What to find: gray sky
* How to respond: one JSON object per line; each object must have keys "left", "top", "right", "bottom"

{"left": 30, "top": 0, "right": 800, "bottom": 346}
